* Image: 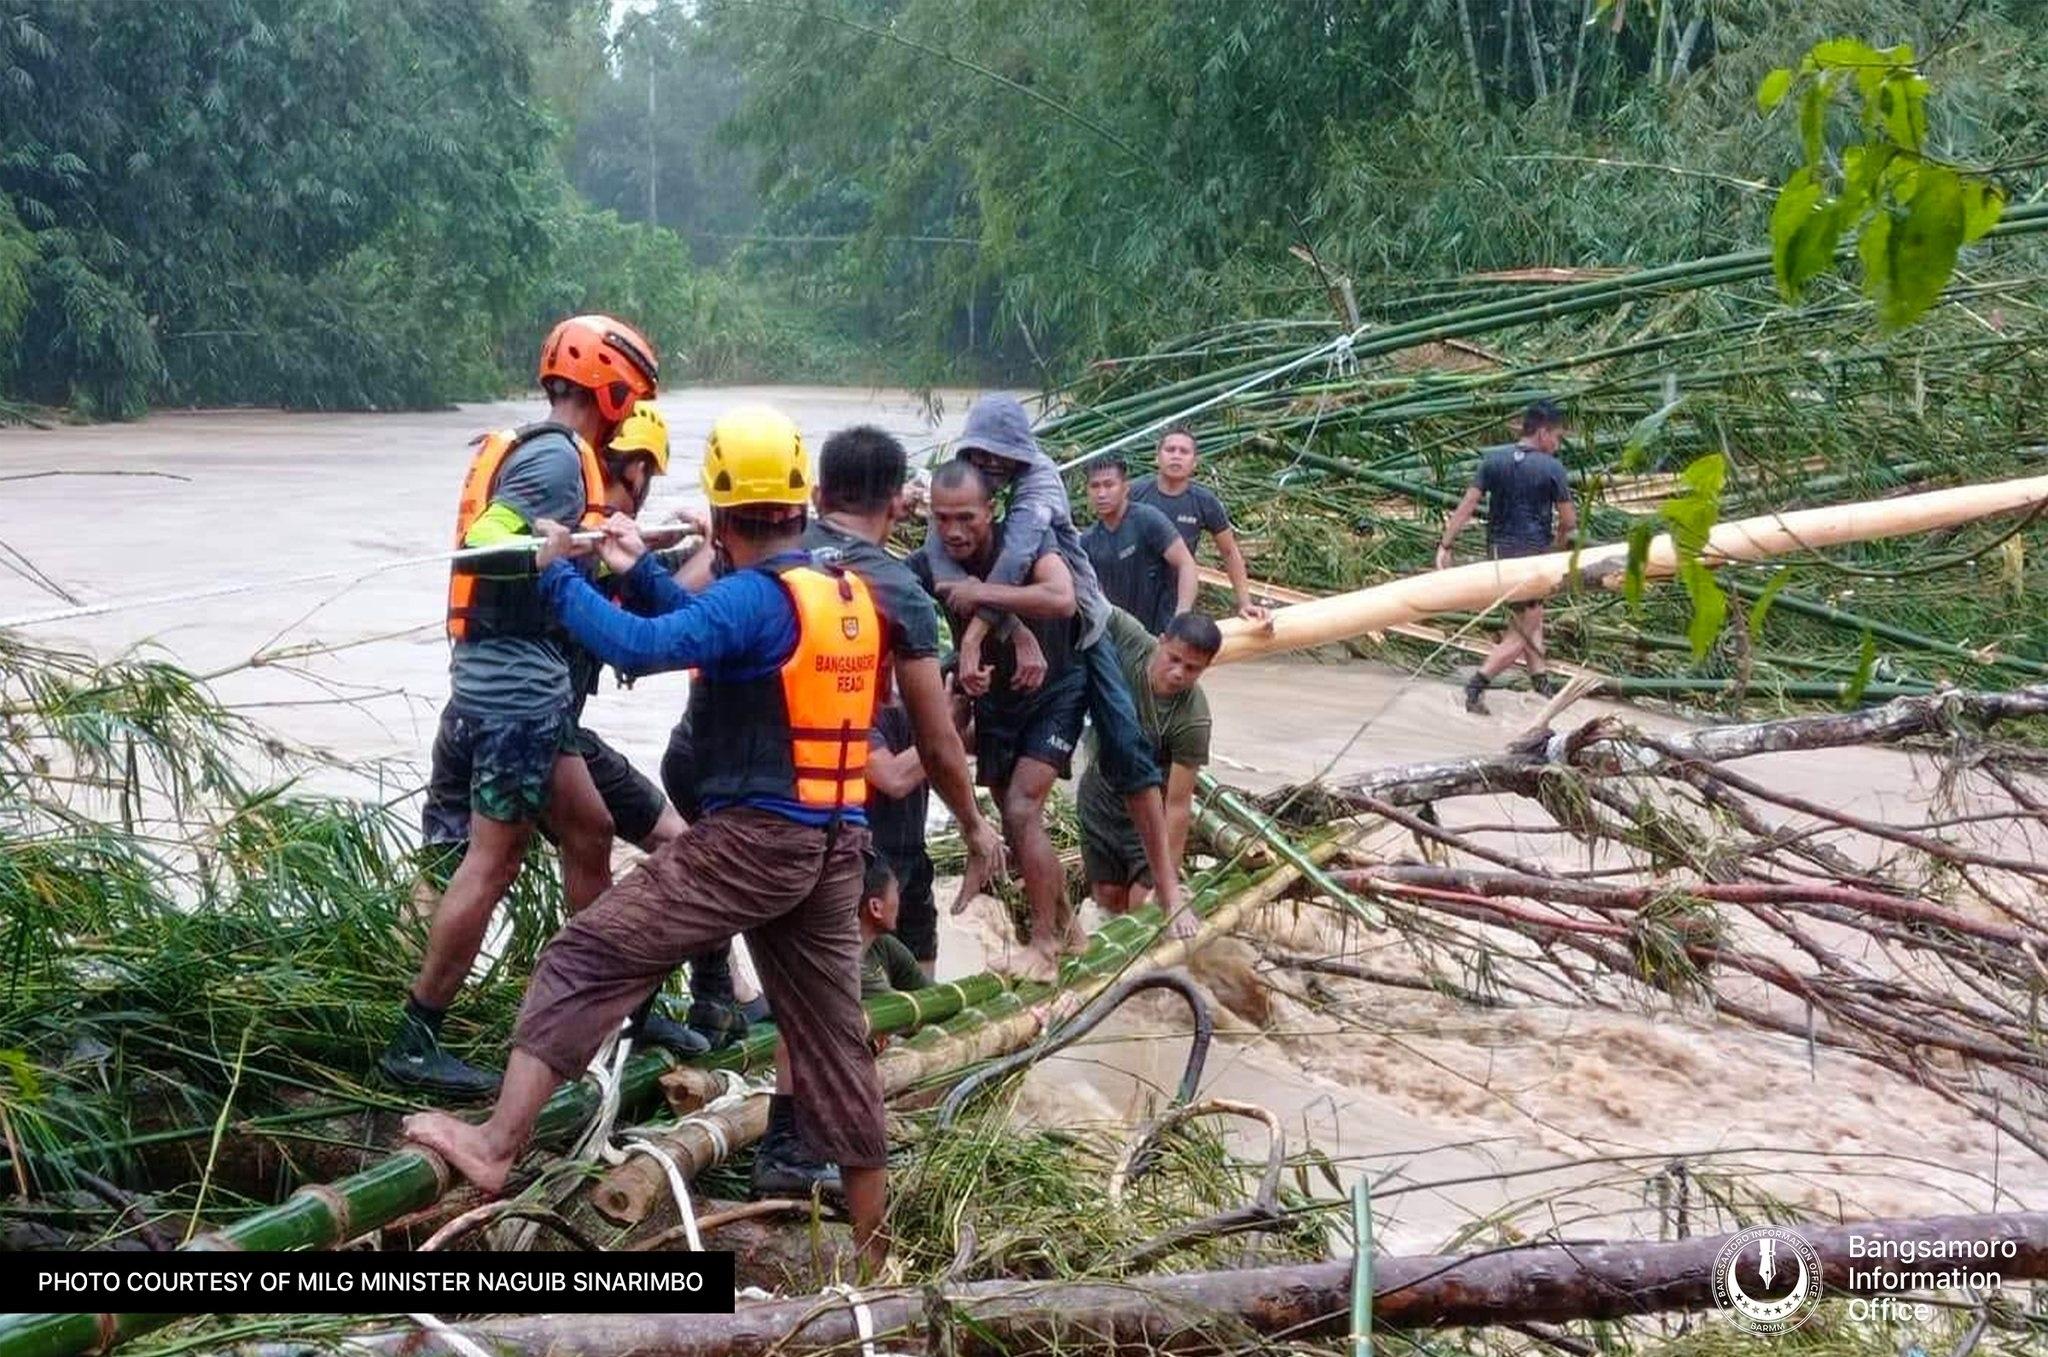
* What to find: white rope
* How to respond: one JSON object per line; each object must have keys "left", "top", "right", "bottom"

{"left": 1053, "top": 328, "right": 1362, "bottom": 473}
{"left": 823, "top": 1282, "right": 912, "bottom": 1357}
{"left": 0, "top": 525, "right": 699, "bottom": 632}
{"left": 407, "top": 1312, "right": 493, "bottom": 1357}
{"left": 621, "top": 1137, "right": 702, "bottom": 1251}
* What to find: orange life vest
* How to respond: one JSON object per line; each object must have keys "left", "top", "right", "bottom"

{"left": 692, "top": 559, "right": 883, "bottom": 814}
{"left": 445, "top": 422, "right": 608, "bottom": 643}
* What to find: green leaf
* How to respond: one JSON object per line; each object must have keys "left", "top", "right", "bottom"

{"left": 1962, "top": 180, "right": 2006, "bottom": 243}
{"left": 1878, "top": 72, "right": 1930, "bottom": 151}
{"left": 1880, "top": 165, "right": 1967, "bottom": 328}
{"left": 1677, "top": 450, "right": 1726, "bottom": 502}
{"left": 1619, "top": 397, "right": 1684, "bottom": 471}
{"left": 1680, "top": 562, "right": 1728, "bottom": 661}
{"left": 1770, "top": 168, "right": 1828, "bottom": 298}
{"left": 1798, "top": 81, "right": 1829, "bottom": 165}
{"left": 1810, "top": 36, "right": 1884, "bottom": 70}
{"left": 1623, "top": 519, "right": 1656, "bottom": 616}
{"left": 1747, "top": 567, "right": 1794, "bottom": 642}
{"left": 1842, "top": 628, "right": 1878, "bottom": 706}
{"left": 1757, "top": 68, "right": 1794, "bottom": 113}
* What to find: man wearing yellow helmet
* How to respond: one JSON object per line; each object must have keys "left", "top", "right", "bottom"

{"left": 404, "top": 405, "right": 918, "bottom": 1274}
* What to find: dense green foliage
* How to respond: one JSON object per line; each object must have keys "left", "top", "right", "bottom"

{"left": 7, "top": 0, "right": 2042, "bottom": 414}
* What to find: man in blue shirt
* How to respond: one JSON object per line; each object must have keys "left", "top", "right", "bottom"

{"left": 1436, "top": 399, "right": 1578, "bottom": 714}
{"left": 403, "top": 406, "right": 942, "bottom": 1275}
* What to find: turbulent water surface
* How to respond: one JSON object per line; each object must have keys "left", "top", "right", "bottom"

{"left": 1, "top": 393, "right": 2035, "bottom": 1251}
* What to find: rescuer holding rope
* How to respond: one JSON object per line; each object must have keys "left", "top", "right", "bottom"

{"left": 403, "top": 405, "right": 901, "bottom": 1273}
{"left": 381, "top": 315, "right": 660, "bottom": 1099}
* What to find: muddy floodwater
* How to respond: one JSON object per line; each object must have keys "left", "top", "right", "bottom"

{"left": 2, "top": 392, "right": 2037, "bottom": 1251}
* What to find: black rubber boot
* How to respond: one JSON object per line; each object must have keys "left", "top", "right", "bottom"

{"left": 629, "top": 993, "right": 711, "bottom": 1058}
{"left": 1464, "top": 672, "right": 1491, "bottom": 714}
{"left": 1531, "top": 671, "right": 1564, "bottom": 698}
{"left": 751, "top": 1094, "right": 842, "bottom": 1198}
{"left": 377, "top": 997, "right": 500, "bottom": 1100}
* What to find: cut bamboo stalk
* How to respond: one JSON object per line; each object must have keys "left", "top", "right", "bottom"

{"left": 593, "top": 842, "right": 1341, "bottom": 1224}
{"left": 1213, "top": 473, "right": 2048, "bottom": 663}
{"left": 258, "top": 1209, "right": 2048, "bottom": 1355}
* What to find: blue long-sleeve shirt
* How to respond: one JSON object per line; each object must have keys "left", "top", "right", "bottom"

{"left": 539, "top": 550, "right": 864, "bottom": 827}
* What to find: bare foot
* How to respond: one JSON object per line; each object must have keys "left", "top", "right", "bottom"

{"left": 1164, "top": 907, "right": 1199, "bottom": 941}
{"left": 1013, "top": 944, "right": 1059, "bottom": 985}
{"left": 1059, "top": 916, "right": 1090, "bottom": 956}
{"left": 402, "top": 1111, "right": 513, "bottom": 1195}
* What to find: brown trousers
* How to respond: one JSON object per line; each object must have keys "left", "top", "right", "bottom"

{"left": 512, "top": 807, "right": 885, "bottom": 1168}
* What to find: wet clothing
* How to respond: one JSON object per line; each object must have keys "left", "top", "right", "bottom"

{"left": 867, "top": 703, "right": 937, "bottom": 962}
{"left": 539, "top": 550, "right": 867, "bottom": 831}
{"left": 422, "top": 713, "right": 663, "bottom": 847}
{"left": 512, "top": 809, "right": 885, "bottom": 1168}
{"left": 1083, "top": 503, "right": 1182, "bottom": 635}
{"left": 914, "top": 524, "right": 1086, "bottom": 786}
{"left": 422, "top": 703, "right": 575, "bottom": 830}
{"left": 1130, "top": 476, "right": 1231, "bottom": 556}
{"left": 448, "top": 431, "right": 594, "bottom": 721}
{"left": 803, "top": 517, "right": 942, "bottom": 665}
{"left": 1079, "top": 610, "right": 1212, "bottom": 885}
{"left": 860, "top": 932, "right": 926, "bottom": 999}
{"left": 1474, "top": 443, "right": 1571, "bottom": 554}
{"left": 923, "top": 395, "right": 1110, "bottom": 644}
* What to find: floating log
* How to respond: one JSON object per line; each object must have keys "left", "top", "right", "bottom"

{"left": 254, "top": 1209, "right": 2048, "bottom": 1356}
{"left": 1212, "top": 473, "right": 2048, "bottom": 663}
{"left": 1269, "top": 684, "right": 2048, "bottom": 812}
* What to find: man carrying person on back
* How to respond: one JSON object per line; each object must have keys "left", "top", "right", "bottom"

{"left": 1082, "top": 454, "right": 1198, "bottom": 636}
{"left": 1436, "top": 398, "right": 1577, "bottom": 714}
{"left": 404, "top": 405, "right": 931, "bottom": 1275}
{"left": 1080, "top": 609, "right": 1219, "bottom": 920}
{"left": 915, "top": 460, "right": 1085, "bottom": 982}
{"left": 1132, "top": 426, "right": 1271, "bottom": 625}
{"left": 382, "top": 314, "right": 660, "bottom": 1100}
{"left": 921, "top": 394, "right": 1196, "bottom": 940}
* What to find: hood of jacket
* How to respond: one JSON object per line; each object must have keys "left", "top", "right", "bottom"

{"left": 953, "top": 394, "right": 1040, "bottom": 467}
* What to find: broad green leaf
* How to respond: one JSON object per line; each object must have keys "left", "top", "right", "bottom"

{"left": 1619, "top": 397, "right": 1684, "bottom": 471}
{"left": 1858, "top": 208, "right": 1896, "bottom": 320}
{"left": 1757, "top": 68, "right": 1794, "bottom": 113}
{"left": 1881, "top": 166, "right": 1967, "bottom": 328}
{"left": 1747, "top": 567, "right": 1795, "bottom": 642}
{"left": 1841, "top": 628, "right": 1878, "bottom": 706}
{"left": 1623, "top": 519, "right": 1656, "bottom": 615}
{"left": 1678, "top": 450, "right": 1727, "bottom": 502}
{"left": 1681, "top": 562, "right": 1728, "bottom": 661}
{"left": 1879, "top": 72, "right": 1929, "bottom": 151}
{"left": 1810, "top": 36, "right": 1884, "bottom": 70}
{"left": 1786, "top": 198, "right": 1845, "bottom": 296}
{"left": 1798, "top": 81, "right": 1828, "bottom": 166}
{"left": 1770, "top": 168, "right": 1827, "bottom": 297}
{"left": 1661, "top": 493, "right": 1715, "bottom": 553}
{"left": 1962, "top": 180, "right": 2006, "bottom": 243}
{"left": 1841, "top": 143, "right": 1893, "bottom": 216}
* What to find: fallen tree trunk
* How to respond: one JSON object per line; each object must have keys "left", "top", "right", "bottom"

{"left": 1268, "top": 685, "right": 2048, "bottom": 812}
{"left": 1212, "top": 473, "right": 2048, "bottom": 663}
{"left": 259, "top": 1210, "right": 2048, "bottom": 1356}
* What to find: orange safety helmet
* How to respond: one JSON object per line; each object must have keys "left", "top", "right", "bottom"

{"left": 538, "top": 315, "right": 660, "bottom": 424}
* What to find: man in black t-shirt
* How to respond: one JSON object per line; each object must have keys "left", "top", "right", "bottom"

{"left": 1436, "top": 399, "right": 1578, "bottom": 714}
{"left": 915, "top": 460, "right": 1084, "bottom": 984}
{"left": 864, "top": 696, "right": 935, "bottom": 977}
{"left": 1083, "top": 454, "right": 1197, "bottom": 634}
{"left": 1131, "top": 426, "right": 1270, "bottom": 624}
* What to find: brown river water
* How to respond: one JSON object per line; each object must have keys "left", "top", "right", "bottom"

{"left": 2, "top": 392, "right": 2037, "bottom": 1251}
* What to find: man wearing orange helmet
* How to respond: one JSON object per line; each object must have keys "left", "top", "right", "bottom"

{"left": 381, "top": 315, "right": 661, "bottom": 1100}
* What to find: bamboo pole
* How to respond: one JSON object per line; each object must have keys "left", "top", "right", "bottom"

{"left": 256, "top": 1210, "right": 2048, "bottom": 1356}
{"left": 593, "top": 841, "right": 1338, "bottom": 1223}
{"left": 1213, "top": 473, "right": 2048, "bottom": 663}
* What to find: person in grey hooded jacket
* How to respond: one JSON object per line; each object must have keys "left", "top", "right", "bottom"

{"left": 922, "top": 394, "right": 1195, "bottom": 938}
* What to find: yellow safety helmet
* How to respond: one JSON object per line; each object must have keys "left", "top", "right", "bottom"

{"left": 702, "top": 404, "right": 809, "bottom": 508}
{"left": 609, "top": 402, "right": 670, "bottom": 475}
